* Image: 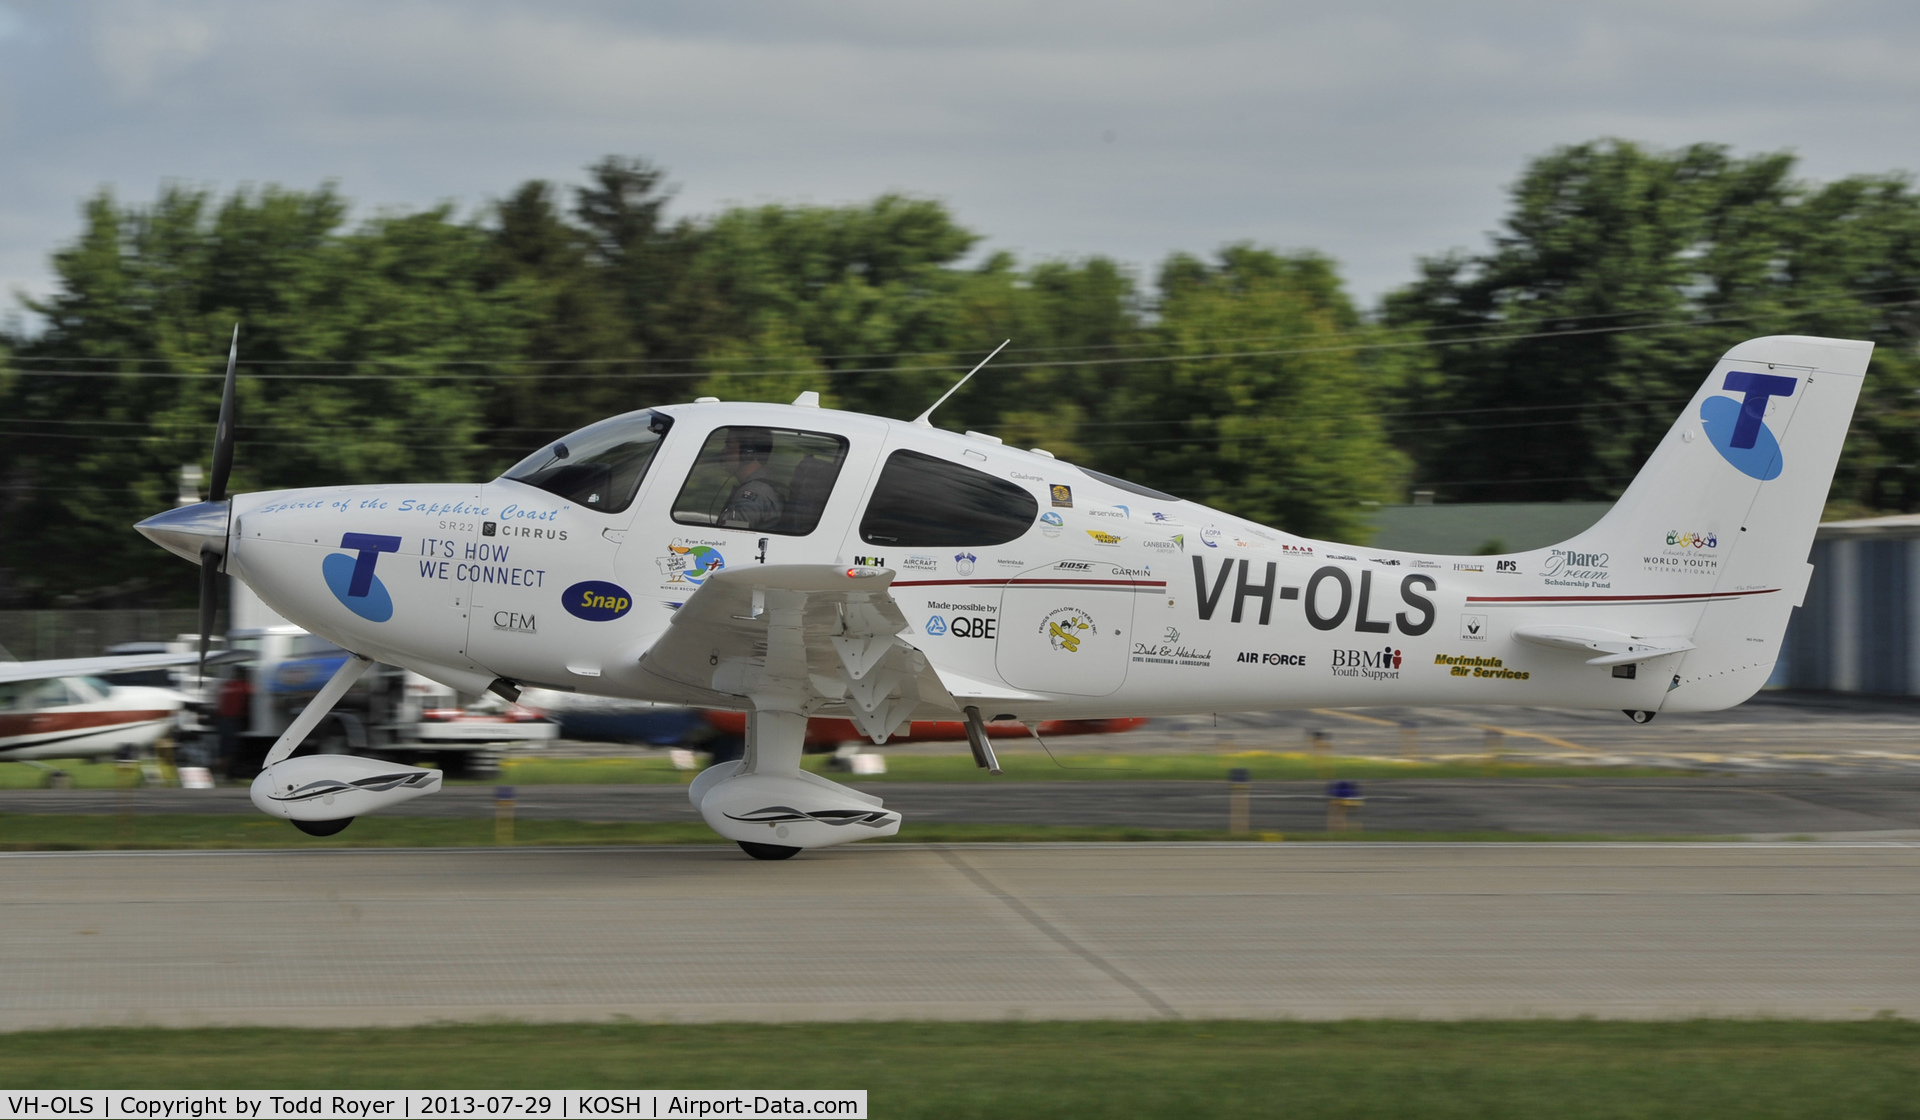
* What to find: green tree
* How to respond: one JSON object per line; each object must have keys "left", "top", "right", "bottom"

{"left": 2, "top": 185, "right": 527, "bottom": 603}
{"left": 1382, "top": 140, "right": 1920, "bottom": 509}
{"left": 1110, "top": 246, "right": 1405, "bottom": 540}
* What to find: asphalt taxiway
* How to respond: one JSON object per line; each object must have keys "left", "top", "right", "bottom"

{"left": 8, "top": 775, "right": 1920, "bottom": 838}
{"left": 5, "top": 843, "right": 1916, "bottom": 1029}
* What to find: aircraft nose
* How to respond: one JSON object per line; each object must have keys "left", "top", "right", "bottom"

{"left": 135, "top": 500, "right": 231, "bottom": 563}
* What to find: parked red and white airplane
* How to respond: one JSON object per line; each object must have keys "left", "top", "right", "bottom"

{"left": 137, "top": 332, "right": 1867, "bottom": 856}
{"left": 0, "top": 651, "right": 211, "bottom": 769}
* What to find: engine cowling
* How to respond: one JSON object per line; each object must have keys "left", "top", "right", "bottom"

{"left": 249, "top": 755, "right": 441, "bottom": 822}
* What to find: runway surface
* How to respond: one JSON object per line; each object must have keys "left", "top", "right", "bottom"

{"left": 6, "top": 843, "right": 1918, "bottom": 1029}
{"left": 9, "top": 776, "right": 1920, "bottom": 838}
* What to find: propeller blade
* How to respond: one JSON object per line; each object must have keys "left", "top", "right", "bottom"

{"left": 197, "top": 547, "right": 220, "bottom": 678}
{"left": 207, "top": 324, "right": 239, "bottom": 503}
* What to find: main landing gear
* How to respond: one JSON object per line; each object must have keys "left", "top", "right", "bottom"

{"left": 1623, "top": 710, "right": 1658, "bottom": 724}
{"left": 292, "top": 817, "right": 354, "bottom": 837}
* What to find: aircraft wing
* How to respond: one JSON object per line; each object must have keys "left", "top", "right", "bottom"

{"left": 0, "top": 650, "right": 244, "bottom": 686}
{"left": 638, "top": 563, "right": 976, "bottom": 743}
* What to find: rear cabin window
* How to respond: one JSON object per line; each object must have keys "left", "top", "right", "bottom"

{"left": 860, "top": 450, "right": 1039, "bottom": 547}
{"left": 672, "top": 426, "right": 850, "bottom": 536}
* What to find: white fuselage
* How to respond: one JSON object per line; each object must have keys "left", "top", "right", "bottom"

{"left": 222, "top": 401, "right": 1717, "bottom": 721}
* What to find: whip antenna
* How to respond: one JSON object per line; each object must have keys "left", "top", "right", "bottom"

{"left": 912, "top": 339, "right": 1010, "bottom": 427}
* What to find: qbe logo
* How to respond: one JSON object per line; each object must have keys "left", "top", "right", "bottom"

{"left": 929, "top": 614, "right": 996, "bottom": 639}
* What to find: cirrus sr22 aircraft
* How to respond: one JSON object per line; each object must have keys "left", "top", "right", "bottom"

{"left": 136, "top": 333, "right": 1867, "bottom": 858}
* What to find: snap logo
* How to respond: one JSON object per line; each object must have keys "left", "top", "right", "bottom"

{"left": 1702, "top": 371, "right": 1796, "bottom": 480}
{"left": 564, "top": 580, "right": 632, "bottom": 621}
{"left": 322, "top": 533, "right": 401, "bottom": 622}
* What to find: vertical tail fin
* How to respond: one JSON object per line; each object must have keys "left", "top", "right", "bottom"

{"left": 1557, "top": 335, "right": 1869, "bottom": 710}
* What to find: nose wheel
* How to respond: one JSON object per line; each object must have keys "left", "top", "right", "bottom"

{"left": 291, "top": 817, "right": 355, "bottom": 837}
{"left": 737, "top": 841, "right": 801, "bottom": 861}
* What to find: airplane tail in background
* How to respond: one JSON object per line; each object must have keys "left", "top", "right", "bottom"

{"left": 1547, "top": 335, "right": 1870, "bottom": 711}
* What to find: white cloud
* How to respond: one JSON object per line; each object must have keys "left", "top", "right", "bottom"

{"left": 0, "top": 0, "right": 1915, "bottom": 323}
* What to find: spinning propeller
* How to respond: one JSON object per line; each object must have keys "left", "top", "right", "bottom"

{"left": 199, "top": 325, "right": 239, "bottom": 675}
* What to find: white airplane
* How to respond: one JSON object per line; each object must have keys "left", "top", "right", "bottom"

{"left": 136, "top": 332, "right": 1867, "bottom": 856}
{"left": 0, "top": 651, "right": 221, "bottom": 774}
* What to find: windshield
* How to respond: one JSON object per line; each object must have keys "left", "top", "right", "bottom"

{"left": 500, "top": 410, "right": 673, "bottom": 514}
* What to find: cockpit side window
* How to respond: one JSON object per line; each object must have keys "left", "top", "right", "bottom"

{"left": 500, "top": 410, "right": 673, "bottom": 515}
{"left": 672, "top": 426, "right": 850, "bottom": 535}
{"left": 860, "top": 450, "right": 1039, "bottom": 547}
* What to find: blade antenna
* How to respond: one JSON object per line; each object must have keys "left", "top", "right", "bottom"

{"left": 911, "top": 339, "right": 1009, "bottom": 427}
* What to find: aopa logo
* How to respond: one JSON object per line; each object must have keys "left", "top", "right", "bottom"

{"left": 322, "top": 533, "right": 401, "bottom": 622}
{"left": 1702, "top": 371, "right": 1796, "bottom": 480}
{"left": 564, "top": 580, "right": 632, "bottom": 621}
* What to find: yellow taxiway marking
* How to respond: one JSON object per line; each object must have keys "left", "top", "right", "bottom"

{"left": 1476, "top": 724, "right": 1589, "bottom": 753}
{"left": 1309, "top": 708, "right": 1399, "bottom": 727}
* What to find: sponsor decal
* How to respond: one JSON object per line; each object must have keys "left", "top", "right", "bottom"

{"left": 1435, "top": 653, "right": 1531, "bottom": 681}
{"left": 1132, "top": 625, "right": 1211, "bottom": 667}
{"left": 322, "top": 533, "right": 401, "bottom": 622}
{"left": 1087, "top": 508, "right": 1126, "bottom": 519}
{"left": 657, "top": 539, "right": 726, "bottom": 586}
{"left": 1058, "top": 560, "right": 1093, "bottom": 571}
{"left": 1703, "top": 371, "right": 1796, "bottom": 480}
{"left": 1542, "top": 548, "right": 1611, "bottom": 589}
{"left": 1086, "top": 530, "right": 1125, "bottom": 545}
{"left": 926, "top": 598, "right": 996, "bottom": 614}
{"left": 563, "top": 580, "right": 632, "bottom": 621}
{"left": 1332, "top": 646, "right": 1402, "bottom": 680}
{"left": 1410, "top": 559, "right": 1441, "bottom": 569}
{"left": 416, "top": 539, "right": 548, "bottom": 589}
{"left": 1144, "top": 539, "right": 1179, "bottom": 552}
{"left": 1495, "top": 559, "right": 1520, "bottom": 573}
{"left": 1011, "top": 470, "right": 1044, "bottom": 481}
{"left": 1193, "top": 557, "right": 1435, "bottom": 636}
{"left": 1050, "top": 484, "right": 1074, "bottom": 508}
{"left": 1110, "top": 565, "right": 1151, "bottom": 577}
{"left": 1039, "top": 511, "right": 1065, "bottom": 527}
{"left": 1173, "top": 534, "right": 1185, "bottom": 551}
{"left": 1370, "top": 557, "right": 1401, "bottom": 566}
{"left": 1040, "top": 605, "right": 1098, "bottom": 653}
{"left": 482, "top": 521, "right": 496, "bottom": 537}
{"left": 996, "top": 557, "right": 1025, "bottom": 568}
{"left": 1326, "top": 553, "right": 1357, "bottom": 561}
{"left": 1453, "top": 562, "right": 1484, "bottom": 572}
{"left": 492, "top": 610, "right": 536, "bottom": 634}
{"left": 1151, "top": 511, "right": 1175, "bottom": 522}
{"left": 1645, "top": 529, "right": 1722, "bottom": 574}
{"left": 1280, "top": 543, "right": 1314, "bottom": 555}
{"left": 1235, "top": 651, "right": 1307, "bottom": 666}
{"left": 902, "top": 554, "right": 940, "bottom": 570}
{"left": 1460, "top": 613, "right": 1488, "bottom": 642}
{"left": 954, "top": 551, "right": 978, "bottom": 575}
{"left": 1200, "top": 525, "right": 1223, "bottom": 548}
{"left": 853, "top": 555, "right": 887, "bottom": 568}
{"left": 929, "top": 613, "right": 998, "bottom": 638}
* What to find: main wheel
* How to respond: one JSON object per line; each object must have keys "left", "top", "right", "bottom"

{"left": 292, "top": 817, "right": 354, "bottom": 837}
{"left": 737, "top": 841, "right": 801, "bottom": 861}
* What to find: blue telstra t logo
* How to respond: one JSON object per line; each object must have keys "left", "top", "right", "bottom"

{"left": 322, "top": 533, "right": 401, "bottom": 622}
{"left": 1701, "top": 371, "right": 1796, "bottom": 480}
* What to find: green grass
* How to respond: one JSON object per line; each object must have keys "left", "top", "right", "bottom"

{"left": 487, "top": 751, "right": 1690, "bottom": 785}
{"left": 0, "top": 813, "right": 1730, "bottom": 850}
{"left": 0, "top": 1020, "right": 1914, "bottom": 1117}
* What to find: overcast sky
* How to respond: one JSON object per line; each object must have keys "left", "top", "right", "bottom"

{"left": 1, "top": 1, "right": 1915, "bottom": 329}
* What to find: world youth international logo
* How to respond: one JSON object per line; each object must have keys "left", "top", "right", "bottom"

{"left": 322, "top": 533, "right": 401, "bottom": 622}
{"left": 1701, "top": 371, "right": 1797, "bottom": 480}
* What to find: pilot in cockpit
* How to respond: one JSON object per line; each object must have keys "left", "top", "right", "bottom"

{"left": 715, "top": 428, "right": 785, "bottom": 530}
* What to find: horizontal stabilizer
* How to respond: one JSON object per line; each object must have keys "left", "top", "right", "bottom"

{"left": 1512, "top": 625, "right": 1696, "bottom": 666}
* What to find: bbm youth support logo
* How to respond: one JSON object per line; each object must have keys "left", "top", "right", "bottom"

{"left": 1702, "top": 371, "right": 1796, "bottom": 480}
